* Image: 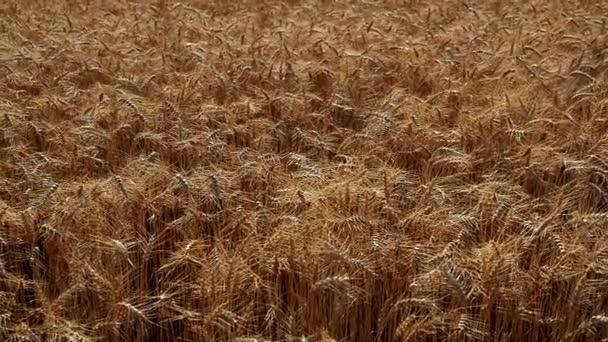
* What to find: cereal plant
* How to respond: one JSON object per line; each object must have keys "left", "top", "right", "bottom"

{"left": 1, "top": 0, "right": 608, "bottom": 341}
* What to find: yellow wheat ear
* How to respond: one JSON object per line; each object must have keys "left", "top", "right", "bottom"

{"left": 1, "top": 0, "right": 607, "bottom": 340}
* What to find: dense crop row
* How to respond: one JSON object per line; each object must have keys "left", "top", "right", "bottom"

{"left": 1, "top": 0, "right": 608, "bottom": 341}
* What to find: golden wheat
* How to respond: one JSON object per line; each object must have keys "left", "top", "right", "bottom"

{"left": 1, "top": 0, "right": 608, "bottom": 341}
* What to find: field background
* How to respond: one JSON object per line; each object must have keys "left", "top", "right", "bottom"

{"left": 1, "top": 0, "right": 608, "bottom": 341}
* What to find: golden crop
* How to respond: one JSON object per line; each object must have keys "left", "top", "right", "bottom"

{"left": 1, "top": 0, "right": 608, "bottom": 341}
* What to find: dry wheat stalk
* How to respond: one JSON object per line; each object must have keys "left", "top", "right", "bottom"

{"left": 0, "top": 0, "right": 605, "bottom": 341}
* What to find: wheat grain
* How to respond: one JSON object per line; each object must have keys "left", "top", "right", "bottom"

{"left": 0, "top": 0, "right": 605, "bottom": 340}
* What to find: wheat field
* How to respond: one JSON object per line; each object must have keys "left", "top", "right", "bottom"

{"left": 1, "top": 0, "right": 608, "bottom": 341}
